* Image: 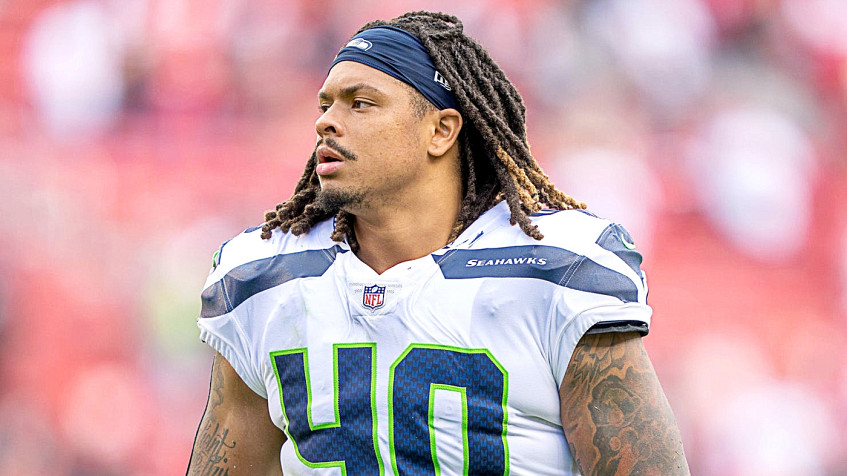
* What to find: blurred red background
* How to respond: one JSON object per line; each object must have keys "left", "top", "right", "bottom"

{"left": 1, "top": 0, "right": 846, "bottom": 474}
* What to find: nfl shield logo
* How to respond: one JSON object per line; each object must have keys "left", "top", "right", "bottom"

{"left": 363, "top": 284, "right": 386, "bottom": 310}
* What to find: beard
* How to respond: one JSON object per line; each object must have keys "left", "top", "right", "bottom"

{"left": 313, "top": 187, "right": 367, "bottom": 215}
{"left": 311, "top": 137, "right": 367, "bottom": 214}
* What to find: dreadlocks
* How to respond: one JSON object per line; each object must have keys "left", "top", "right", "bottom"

{"left": 260, "top": 11, "right": 586, "bottom": 247}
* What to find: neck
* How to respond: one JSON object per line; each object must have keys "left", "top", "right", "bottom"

{"left": 351, "top": 177, "right": 462, "bottom": 275}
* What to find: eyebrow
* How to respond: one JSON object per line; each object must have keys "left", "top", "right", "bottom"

{"left": 318, "top": 83, "right": 386, "bottom": 102}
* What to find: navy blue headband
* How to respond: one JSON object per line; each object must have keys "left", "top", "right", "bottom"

{"left": 330, "top": 25, "right": 458, "bottom": 111}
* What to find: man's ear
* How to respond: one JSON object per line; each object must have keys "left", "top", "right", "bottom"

{"left": 428, "top": 108, "right": 463, "bottom": 157}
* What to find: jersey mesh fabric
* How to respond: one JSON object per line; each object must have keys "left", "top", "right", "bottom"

{"left": 197, "top": 202, "right": 651, "bottom": 475}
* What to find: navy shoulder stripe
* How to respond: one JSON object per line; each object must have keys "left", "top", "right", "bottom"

{"left": 434, "top": 245, "right": 638, "bottom": 302}
{"left": 201, "top": 245, "right": 346, "bottom": 318}
{"left": 595, "top": 224, "right": 643, "bottom": 278}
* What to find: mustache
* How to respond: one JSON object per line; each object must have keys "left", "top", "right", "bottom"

{"left": 315, "top": 138, "right": 357, "bottom": 161}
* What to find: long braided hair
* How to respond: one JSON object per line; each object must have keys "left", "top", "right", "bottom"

{"left": 261, "top": 11, "right": 585, "bottom": 247}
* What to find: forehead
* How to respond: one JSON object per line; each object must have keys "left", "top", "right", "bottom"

{"left": 319, "top": 60, "right": 412, "bottom": 97}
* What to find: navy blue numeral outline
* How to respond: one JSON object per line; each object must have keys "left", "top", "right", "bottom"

{"left": 270, "top": 344, "right": 383, "bottom": 475}
{"left": 387, "top": 344, "right": 510, "bottom": 475}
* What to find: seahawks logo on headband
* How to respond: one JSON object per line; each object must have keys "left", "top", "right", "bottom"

{"left": 346, "top": 38, "right": 373, "bottom": 51}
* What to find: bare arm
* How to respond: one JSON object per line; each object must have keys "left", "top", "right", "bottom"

{"left": 187, "top": 352, "right": 287, "bottom": 476}
{"left": 560, "top": 331, "right": 689, "bottom": 475}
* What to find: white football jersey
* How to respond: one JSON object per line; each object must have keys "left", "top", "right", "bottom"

{"left": 197, "top": 201, "right": 651, "bottom": 475}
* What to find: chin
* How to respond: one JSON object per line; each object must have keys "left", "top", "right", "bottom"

{"left": 314, "top": 187, "right": 366, "bottom": 213}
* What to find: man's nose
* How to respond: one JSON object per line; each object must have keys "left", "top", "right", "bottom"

{"left": 315, "top": 106, "right": 342, "bottom": 137}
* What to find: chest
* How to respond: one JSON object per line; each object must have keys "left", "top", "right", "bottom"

{"left": 255, "top": 261, "right": 567, "bottom": 474}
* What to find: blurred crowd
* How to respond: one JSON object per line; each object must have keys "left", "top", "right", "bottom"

{"left": 0, "top": 0, "right": 846, "bottom": 474}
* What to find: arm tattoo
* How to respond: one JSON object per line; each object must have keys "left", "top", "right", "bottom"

{"left": 561, "top": 333, "right": 689, "bottom": 475}
{"left": 189, "top": 358, "right": 237, "bottom": 476}
{"left": 210, "top": 359, "right": 225, "bottom": 411}
{"left": 194, "top": 418, "right": 237, "bottom": 476}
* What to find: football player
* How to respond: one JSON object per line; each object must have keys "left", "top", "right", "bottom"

{"left": 188, "top": 11, "right": 689, "bottom": 475}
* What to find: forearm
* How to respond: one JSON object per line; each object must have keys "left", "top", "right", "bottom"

{"left": 187, "top": 353, "right": 285, "bottom": 476}
{"left": 560, "top": 332, "right": 689, "bottom": 475}
{"left": 188, "top": 411, "right": 238, "bottom": 475}
{"left": 188, "top": 355, "right": 243, "bottom": 476}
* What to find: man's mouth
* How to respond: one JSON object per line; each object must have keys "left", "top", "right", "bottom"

{"left": 316, "top": 145, "right": 345, "bottom": 175}
{"left": 317, "top": 146, "right": 342, "bottom": 164}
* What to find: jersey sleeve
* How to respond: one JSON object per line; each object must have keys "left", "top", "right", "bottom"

{"left": 548, "top": 222, "right": 652, "bottom": 386}
{"left": 196, "top": 231, "right": 270, "bottom": 399}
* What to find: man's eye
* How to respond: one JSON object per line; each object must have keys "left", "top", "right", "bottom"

{"left": 352, "top": 100, "right": 370, "bottom": 109}
{"left": 319, "top": 104, "right": 330, "bottom": 113}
